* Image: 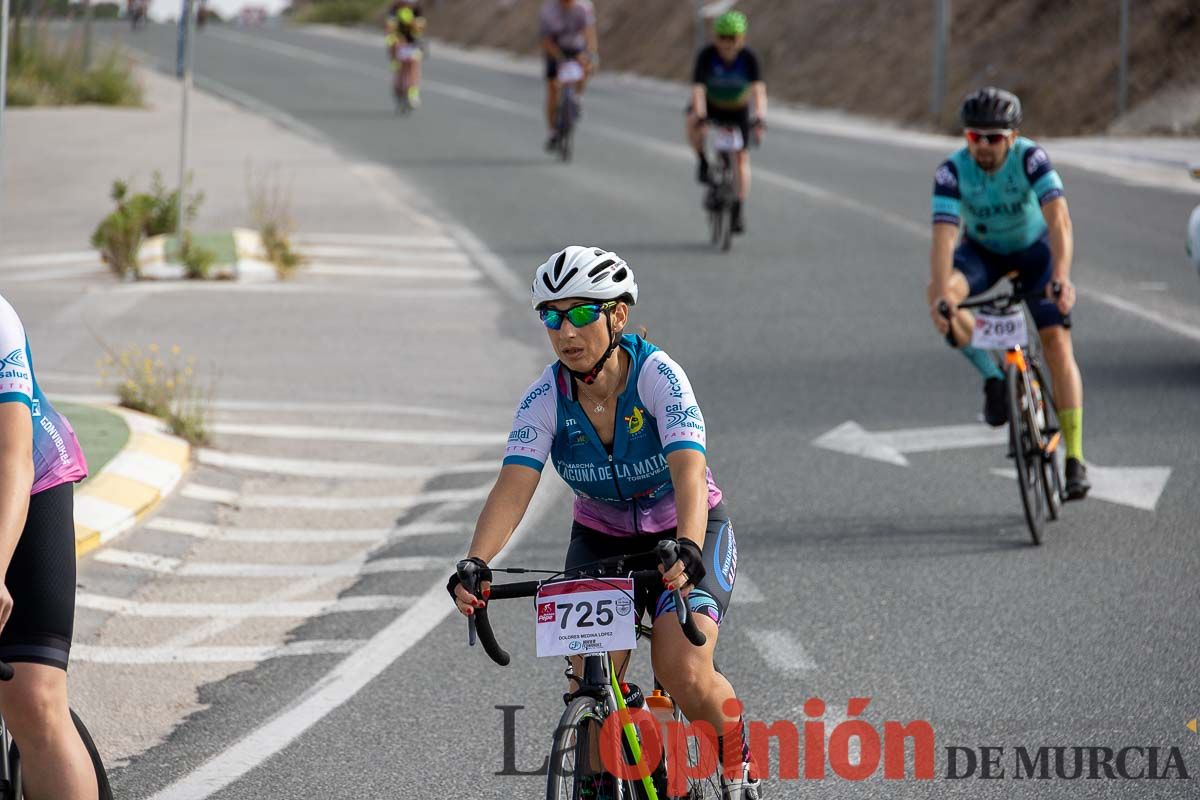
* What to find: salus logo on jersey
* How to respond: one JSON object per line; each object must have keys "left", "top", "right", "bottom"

{"left": 664, "top": 403, "right": 702, "bottom": 431}
{"left": 0, "top": 348, "right": 30, "bottom": 382}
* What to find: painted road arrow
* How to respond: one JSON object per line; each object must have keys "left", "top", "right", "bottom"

{"left": 811, "top": 421, "right": 1172, "bottom": 512}
{"left": 991, "top": 466, "right": 1173, "bottom": 512}
{"left": 812, "top": 421, "right": 1007, "bottom": 467}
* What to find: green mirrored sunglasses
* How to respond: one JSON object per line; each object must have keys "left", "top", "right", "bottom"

{"left": 538, "top": 301, "right": 617, "bottom": 331}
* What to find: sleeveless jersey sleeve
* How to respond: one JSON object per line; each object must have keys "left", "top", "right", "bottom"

{"left": 503, "top": 368, "right": 558, "bottom": 472}
{"left": 638, "top": 351, "right": 706, "bottom": 455}
{"left": 931, "top": 159, "right": 962, "bottom": 226}
{"left": 1023, "top": 144, "right": 1064, "bottom": 205}
{"left": 0, "top": 296, "right": 34, "bottom": 409}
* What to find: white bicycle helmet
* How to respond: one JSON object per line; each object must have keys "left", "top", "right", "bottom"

{"left": 531, "top": 246, "right": 638, "bottom": 309}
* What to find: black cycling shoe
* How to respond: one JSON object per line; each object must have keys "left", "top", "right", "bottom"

{"left": 731, "top": 202, "right": 746, "bottom": 234}
{"left": 1065, "top": 457, "right": 1091, "bottom": 500}
{"left": 983, "top": 376, "right": 1008, "bottom": 427}
{"left": 697, "top": 157, "right": 710, "bottom": 185}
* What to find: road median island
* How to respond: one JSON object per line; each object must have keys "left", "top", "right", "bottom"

{"left": 72, "top": 406, "right": 191, "bottom": 557}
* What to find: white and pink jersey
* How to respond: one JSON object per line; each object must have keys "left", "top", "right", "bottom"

{"left": 0, "top": 294, "right": 88, "bottom": 495}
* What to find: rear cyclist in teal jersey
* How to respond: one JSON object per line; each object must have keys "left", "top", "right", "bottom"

{"left": 927, "top": 87, "right": 1089, "bottom": 499}
{"left": 0, "top": 293, "right": 99, "bottom": 798}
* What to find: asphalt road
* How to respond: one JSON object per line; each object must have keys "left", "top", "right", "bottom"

{"left": 90, "top": 21, "right": 1200, "bottom": 798}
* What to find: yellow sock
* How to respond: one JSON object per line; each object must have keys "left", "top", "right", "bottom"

{"left": 1058, "top": 407, "right": 1083, "bottom": 461}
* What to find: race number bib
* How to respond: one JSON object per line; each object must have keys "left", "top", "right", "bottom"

{"left": 535, "top": 578, "right": 637, "bottom": 658}
{"left": 971, "top": 308, "right": 1028, "bottom": 350}
{"left": 396, "top": 44, "right": 420, "bottom": 61}
{"left": 712, "top": 126, "right": 744, "bottom": 153}
{"left": 557, "top": 60, "right": 585, "bottom": 83}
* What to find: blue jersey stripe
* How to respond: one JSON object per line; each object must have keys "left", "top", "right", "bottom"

{"left": 502, "top": 455, "right": 545, "bottom": 472}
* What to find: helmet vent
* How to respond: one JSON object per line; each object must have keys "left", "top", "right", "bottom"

{"left": 587, "top": 259, "right": 615, "bottom": 278}
{"left": 553, "top": 250, "right": 568, "bottom": 277}
{"left": 611, "top": 267, "right": 628, "bottom": 283}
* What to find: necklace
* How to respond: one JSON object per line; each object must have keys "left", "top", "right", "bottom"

{"left": 578, "top": 383, "right": 618, "bottom": 414}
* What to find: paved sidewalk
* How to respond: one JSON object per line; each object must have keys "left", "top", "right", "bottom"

{"left": 0, "top": 65, "right": 441, "bottom": 256}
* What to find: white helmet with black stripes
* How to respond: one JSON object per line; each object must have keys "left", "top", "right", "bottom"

{"left": 531, "top": 246, "right": 639, "bottom": 309}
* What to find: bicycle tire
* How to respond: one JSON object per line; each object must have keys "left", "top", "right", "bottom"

{"left": 709, "top": 207, "right": 723, "bottom": 247}
{"left": 557, "top": 89, "right": 575, "bottom": 163}
{"left": 668, "top": 706, "right": 722, "bottom": 800}
{"left": 1029, "top": 360, "right": 1064, "bottom": 520}
{"left": 3, "top": 739, "right": 19, "bottom": 800}
{"left": 546, "top": 696, "right": 599, "bottom": 800}
{"left": 720, "top": 206, "right": 733, "bottom": 252}
{"left": 1007, "top": 361, "right": 1046, "bottom": 544}
{"left": 72, "top": 710, "right": 112, "bottom": 800}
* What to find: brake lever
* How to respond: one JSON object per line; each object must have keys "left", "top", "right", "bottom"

{"left": 456, "top": 559, "right": 479, "bottom": 647}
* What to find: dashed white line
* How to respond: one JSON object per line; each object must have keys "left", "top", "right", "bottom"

{"left": 300, "top": 246, "right": 464, "bottom": 260}
{"left": 73, "top": 640, "right": 366, "bottom": 664}
{"left": 0, "top": 250, "right": 98, "bottom": 268}
{"left": 143, "top": 517, "right": 470, "bottom": 543}
{"left": 293, "top": 233, "right": 456, "bottom": 248}
{"left": 76, "top": 593, "right": 414, "bottom": 618}
{"left": 207, "top": 422, "right": 507, "bottom": 446}
{"left": 747, "top": 629, "right": 819, "bottom": 673}
{"left": 305, "top": 264, "right": 478, "bottom": 280}
{"left": 196, "top": 449, "right": 497, "bottom": 479}
{"left": 92, "top": 551, "right": 445, "bottom": 577}
{"left": 181, "top": 484, "right": 490, "bottom": 510}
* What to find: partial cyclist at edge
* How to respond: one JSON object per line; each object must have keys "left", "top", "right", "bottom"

{"left": 928, "top": 87, "right": 1090, "bottom": 500}
{"left": 540, "top": 0, "right": 598, "bottom": 152}
{"left": 385, "top": 0, "right": 426, "bottom": 110}
{"left": 687, "top": 10, "right": 767, "bottom": 235}
{"left": 0, "top": 293, "right": 98, "bottom": 799}
{"left": 447, "top": 247, "right": 762, "bottom": 799}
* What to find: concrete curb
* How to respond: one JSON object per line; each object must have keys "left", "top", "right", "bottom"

{"left": 74, "top": 407, "right": 191, "bottom": 557}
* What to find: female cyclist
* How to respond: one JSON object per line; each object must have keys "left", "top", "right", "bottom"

{"left": 447, "top": 247, "right": 760, "bottom": 799}
{"left": 0, "top": 293, "right": 97, "bottom": 798}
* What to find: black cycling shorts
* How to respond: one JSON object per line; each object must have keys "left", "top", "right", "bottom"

{"left": 0, "top": 482, "right": 76, "bottom": 670}
{"left": 564, "top": 502, "right": 738, "bottom": 626}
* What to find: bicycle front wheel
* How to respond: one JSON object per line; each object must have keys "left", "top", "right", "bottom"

{"left": 1029, "top": 360, "right": 1064, "bottom": 521}
{"left": 547, "top": 697, "right": 600, "bottom": 800}
{"left": 1007, "top": 361, "right": 1046, "bottom": 544}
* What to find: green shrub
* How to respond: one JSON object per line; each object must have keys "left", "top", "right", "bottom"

{"left": 102, "top": 343, "right": 212, "bottom": 446}
{"left": 4, "top": 27, "right": 142, "bottom": 107}
{"left": 179, "top": 232, "right": 218, "bottom": 280}
{"left": 247, "top": 166, "right": 305, "bottom": 278}
{"left": 91, "top": 173, "right": 204, "bottom": 279}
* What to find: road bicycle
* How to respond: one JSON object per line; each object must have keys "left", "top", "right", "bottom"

{"left": 552, "top": 59, "right": 587, "bottom": 163}
{"left": 0, "top": 661, "right": 112, "bottom": 800}
{"left": 700, "top": 121, "right": 761, "bottom": 253}
{"left": 941, "top": 277, "right": 1066, "bottom": 544}
{"left": 391, "top": 42, "right": 425, "bottom": 115}
{"left": 457, "top": 540, "right": 723, "bottom": 799}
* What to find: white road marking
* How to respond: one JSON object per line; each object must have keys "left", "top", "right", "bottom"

{"left": 300, "top": 246, "right": 464, "bottom": 261}
{"left": 747, "top": 629, "right": 819, "bottom": 673}
{"left": 75, "top": 592, "right": 414, "bottom": 618}
{"left": 72, "top": 640, "right": 366, "bottom": 664}
{"left": 181, "top": 484, "right": 239, "bottom": 504}
{"left": 304, "top": 264, "right": 479, "bottom": 280}
{"left": 733, "top": 576, "right": 764, "bottom": 604}
{"left": 143, "top": 517, "right": 470, "bottom": 543}
{"left": 0, "top": 250, "right": 98, "bottom": 268}
{"left": 1077, "top": 287, "right": 1200, "bottom": 345}
{"left": 91, "top": 551, "right": 444, "bottom": 577}
{"left": 208, "top": 422, "right": 507, "bottom": 446}
{"left": 293, "top": 233, "right": 457, "bottom": 248}
{"left": 103, "top": 451, "right": 185, "bottom": 491}
{"left": 93, "top": 549, "right": 181, "bottom": 573}
{"left": 181, "top": 483, "right": 489, "bottom": 510}
{"left": 990, "top": 464, "right": 1172, "bottom": 512}
{"left": 196, "top": 449, "right": 497, "bottom": 479}
{"left": 813, "top": 420, "right": 1008, "bottom": 467}
{"left": 140, "top": 457, "right": 568, "bottom": 800}
{"left": 73, "top": 496, "right": 138, "bottom": 539}
{"left": 1, "top": 265, "right": 107, "bottom": 281}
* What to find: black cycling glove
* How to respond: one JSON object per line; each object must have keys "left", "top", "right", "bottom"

{"left": 446, "top": 557, "right": 492, "bottom": 602}
{"left": 673, "top": 539, "right": 707, "bottom": 587}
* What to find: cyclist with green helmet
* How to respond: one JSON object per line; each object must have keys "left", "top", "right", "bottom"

{"left": 687, "top": 10, "right": 767, "bottom": 235}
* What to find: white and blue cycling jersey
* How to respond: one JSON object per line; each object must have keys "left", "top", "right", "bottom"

{"left": 932, "top": 136, "right": 1064, "bottom": 254}
{"left": 504, "top": 334, "right": 723, "bottom": 536}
